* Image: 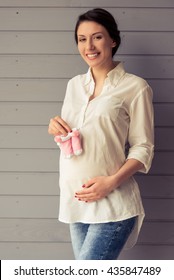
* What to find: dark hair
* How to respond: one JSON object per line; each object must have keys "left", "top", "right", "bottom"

{"left": 74, "top": 8, "right": 121, "bottom": 57}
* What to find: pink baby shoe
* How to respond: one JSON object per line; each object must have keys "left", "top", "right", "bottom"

{"left": 71, "top": 128, "right": 83, "bottom": 156}
{"left": 54, "top": 134, "right": 74, "bottom": 159}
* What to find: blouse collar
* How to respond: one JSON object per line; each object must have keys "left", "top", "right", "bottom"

{"left": 84, "top": 61, "right": 126, "bottom": 87}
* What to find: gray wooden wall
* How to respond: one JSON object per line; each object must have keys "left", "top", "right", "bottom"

{"left": 0, "top": 0, "right": 174, "bottom": 260}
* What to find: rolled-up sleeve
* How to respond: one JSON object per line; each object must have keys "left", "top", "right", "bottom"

{"left": 127, "top": 85, "right": 154, "bottom": 173}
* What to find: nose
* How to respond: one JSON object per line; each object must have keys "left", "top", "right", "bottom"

{"left": 86, "top": 38, "right": 95, "bottom": 50}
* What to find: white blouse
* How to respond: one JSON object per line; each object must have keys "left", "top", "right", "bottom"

{"left": 58, "top": 62, "right": 154, "bottom": 249}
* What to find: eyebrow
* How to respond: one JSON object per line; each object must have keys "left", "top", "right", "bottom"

{"left": 77, "top": 32, "right": 103, "bottom": 37}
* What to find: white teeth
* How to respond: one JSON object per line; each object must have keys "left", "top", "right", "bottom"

{"left": 87, "top": 53, "right": 98, "bottom": 58}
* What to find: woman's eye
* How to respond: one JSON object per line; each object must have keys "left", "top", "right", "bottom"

{"left": 94, "top": 35, "right": 102, "bottom": 40}
{"left": 78, "top": 38, "right": 86, "bottom": 42}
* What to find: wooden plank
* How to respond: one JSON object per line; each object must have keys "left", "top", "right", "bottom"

{"left": 0, "top": 0, "right": 174, "bottom": 8}
{"left": 0, "top": 55, "right": 87, "bottom": 79}
{"left": 0, "top": 149, "right": 173, "bottom": 174}
{"left": 0, "top": 241, "right": 173, "bottom": 260}
{"left": 0, "top": 196, "right": 174, "bottom": 220}
{"left": 0, "top": 102, "right": 173, "bottom": 126}
{"left": 0, "top": 172, "right": 174, "bottom": 198}
{"left": 1, "top": 171, "right": 174, "bottom": 198}
{"left": 0, "top": 79, "right": 67, "bottom": 102}
{"left": 119, "top": 244, "right": 174, "bottom": 260}
{"left": 148, "top": 80, "right": 174, "bottom": 103}
{"left": 0, "top": 242, "right": 74, "bottom": 260}
{"left": 137, "top": 175, "right": 174, "bottom": 199}
{"left": 0, "top": 126, "right": 56, "bottom": 149}
{"left": 0, "top": 8, "right": 173, "bottom": 31}
{"left": 0, "top": 126, "right": 173, "bottom": 151}
{"left": 150, "top": 152, "right": 174, "bottom": 175}
{"left": 138, "top": 221, "right": 174, "bottom": 245}
{"left": 0, "top": 172, "right": 59, "bottom": 195}
{"left": 0, "top": 102, "right": 63, "bottom": 126}
{"left": 0, "top": 218, "right": 174, "bottom": 245}
{"left": 0, "top": 31, "right": 174, "bottom": 55}
{"left": 0, "top": 149, "right": 60, "bottom": 172}
{"left": 124, "top": 56, "right": 174, "bottom": 80}
{"left": 0, "top": 219, "right": 70, "bottom": 242}
{"left": 0, "top": 0, "right": 70, "bottom": 6}
{"left": 0, "top": 55, "right": 174, "bottom": 79}
{"left": 0, "top": 32, "right": 77, "bottom": 55}
{"left": 143, "top": 198, "right": 174, "bottom": 221}
{"left": 120, "top": 32, "right": 174, "bottom": 55}
{"left": 154, "top": 104, "right": 174, "bottom": 127}
{"left": 0, "top": 196, "right": 59, "bottom": 218}
{"left": 0, "top": 78, "right": 173, "bottom": 103}
{"left": 155, "top": 128, "right": 174, "bottom": 151}
{"left": 0, "top": 242, "right": 173, "bottom": 260}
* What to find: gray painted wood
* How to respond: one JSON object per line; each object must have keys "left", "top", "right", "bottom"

{"left": 0, "top": 196, "right": 174, "bottom": 220}
{"left": 0, "top": 32, "right": 174, "bottom": 55}
{"left": 0, "top": 219, "right": 174, "bottom": 246}
{"left": 0, "top": 242, "right": 173, "bottom": 260}
{"left": 119, "top": 245, "right": 174, "bottom": 260}
{"left": 0, "top": 0, "right": 174, "bottom": 8}
{"left": 0, "top": 79, "right": 67, "bottom": 101}
{"left": 0, "top": 219, "right": 69, "bottom": 242}
{"left": 0, "top": 102, "right": 174, "bottom": 126}
{"left": 1, "top": 173, "right": 174, "bottom": 199}
{"left": 0, "top": 242, "right": 174, "bottom": 260}
{"left": 0, "top": 79, "right": 174, "bottom": 103}
{"left": 0, "top": 242, "right": 74, "bottom": 260}
{"left": 0, "top": 173, "right": 59, "bottom": 195}
{"left": 0, "top": 127, "right": 173, "bottom": 150}
{"left": 0, "top": 55, "right": 174, "bottom": 79}
{"left": 0, "top": 8, "right": 173, "bottom": 31}
{"left": 0, "top": 149, "right": 173, "bottom": 174}
{"left": 0, "top": 1, "right": 173, "bottom": 260}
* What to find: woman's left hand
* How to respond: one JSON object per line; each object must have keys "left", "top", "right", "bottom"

{"left": 75, "top": 159, "right": 144, "bottom": 203}
{"left": 75, "top": 176, "right": 118, "bottom": 202}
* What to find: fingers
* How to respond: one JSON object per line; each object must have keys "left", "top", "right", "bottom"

{"left": 74, "top": 176, "right": 113, "bottom": 202}
{"left": 48, "top": 116, "right": 71, "bottom": 136}
{"left": 54, "top": 116, "right": 72, "bottom": 134}
{"left": 75, "top": 190, "right": 95, "bottom": 202}
{"left": 82, "top": 178, "right": 95, "bottom": 189}
{"left": 75, "top": 180, "right": 97, "bottom": 202}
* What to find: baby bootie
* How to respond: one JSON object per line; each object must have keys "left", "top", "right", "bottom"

{"left": 54, "top": 134, "right": 74, "bottom": 159}
{"left": 71, "top": 128, "right": 83, "bottom": 156}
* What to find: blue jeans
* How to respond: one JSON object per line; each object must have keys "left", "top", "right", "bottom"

{"left": 69, "top": 216, "right": 136, "bottom": 260}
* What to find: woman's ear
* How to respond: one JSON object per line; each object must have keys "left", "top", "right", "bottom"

{"left": 112, "top": 40, "right": 117, "bottom": 48}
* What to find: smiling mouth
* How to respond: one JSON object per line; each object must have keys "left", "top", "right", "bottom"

{"left": 86, "top": 53, "right": 100, "bottom": 59}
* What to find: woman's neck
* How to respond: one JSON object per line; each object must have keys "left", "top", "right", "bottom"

{"left": 91, "top": 61, "right": 116, "bottom": 84}
{"left": 88, "top": 61, "right": 117, "bottom": 101}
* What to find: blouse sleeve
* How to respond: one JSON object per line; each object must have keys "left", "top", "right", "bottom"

{"left": 127, "top": 85, "right": 154, "bottom": 173}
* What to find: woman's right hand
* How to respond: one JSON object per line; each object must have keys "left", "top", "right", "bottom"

{"left": 48, "top": 116, "right": 72, "bottom": 136}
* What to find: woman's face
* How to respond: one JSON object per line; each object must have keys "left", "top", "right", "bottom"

{"left": 77, "top": 21, "right": 116, "bottom": 70}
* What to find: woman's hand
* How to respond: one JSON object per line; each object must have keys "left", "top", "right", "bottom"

{"left": 48, "top": 116, "right": 72, "bottom": 136}
{"left": 75, "top": 159, "right": 144, "bottom": 203}
{"left": 75, "top": 176, "right": 117, "bottom": 203}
